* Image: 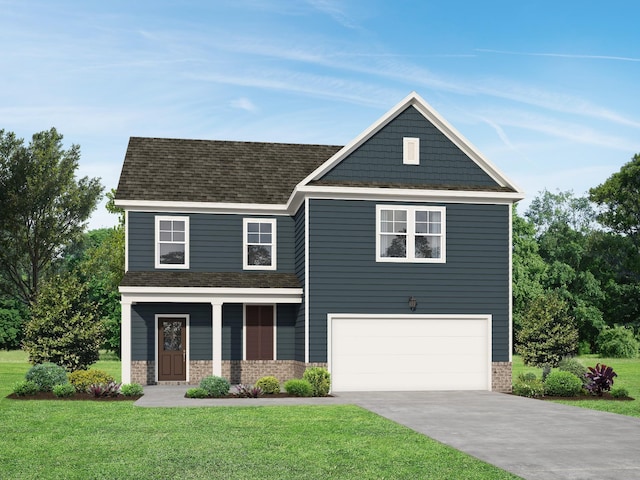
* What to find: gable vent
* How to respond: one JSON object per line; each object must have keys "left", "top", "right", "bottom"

{"left": 403, "top": 137, "right": 420, "bottom": 165}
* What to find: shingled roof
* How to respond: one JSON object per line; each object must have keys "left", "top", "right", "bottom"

{"left": 121, "top": 271, "right": 301, "bottom": 289}
{"left": 115, "top": 137, "right": 342, "bottom": 204}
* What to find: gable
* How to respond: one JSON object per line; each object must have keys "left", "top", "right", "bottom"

{"left": 315, "top": 105, "right": 501, "bottom": 189}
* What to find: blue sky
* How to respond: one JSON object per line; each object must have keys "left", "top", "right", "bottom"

{"left": 1, "top": 0, "right": 639, "bottom": 229}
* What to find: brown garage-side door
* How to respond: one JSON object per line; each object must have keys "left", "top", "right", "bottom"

{"left": 158, "top": 317, "right": 186, "bottom": 381}
{"left": 245, "top": 305, "right": 274, "bottom": 360}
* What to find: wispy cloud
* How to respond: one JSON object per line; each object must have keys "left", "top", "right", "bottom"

{"left": 477, "top": 48, "right": 640, "bottom": 63}
{"left": 230, "top": 97, "right": 258, "bottom": 113}
{"left": 304, "top": 0, "right": 360, "bottom": 30}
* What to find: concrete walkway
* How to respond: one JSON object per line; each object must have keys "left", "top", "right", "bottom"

{"left": 136, "top": 387, "right": 640, "bottom": 480}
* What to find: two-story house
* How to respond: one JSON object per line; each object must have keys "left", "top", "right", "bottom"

{"left": 115, "top": 92, "right": 524, "bottom": 392}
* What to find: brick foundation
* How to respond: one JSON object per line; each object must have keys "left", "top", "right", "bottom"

{"left": 221, "top": 360, "right": 327, "bottom": 385}
{"left": 492, "top": 361, "right": 512, "bottom": 393}
{"left": 131, "top": 361, "right": 155, "bottom": 385}
{"left": 189, "top": 360, "right": 213, "bottom": 385}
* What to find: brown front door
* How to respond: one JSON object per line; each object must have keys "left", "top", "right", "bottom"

{"left": 245, "top": 305, "right": 274, "bottom": 360}
{"left": 158, "top": 317, "right": 186, "bottom": 381}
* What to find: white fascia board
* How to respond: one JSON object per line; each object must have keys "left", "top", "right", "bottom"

{"left": 119, "top": 287, "right": 303, "bottom": 304}
{"left": 292, "top": 91, "right": 524, "bottom": 195}
{"left": 114, "top": 199, "right": 289, "bottom": 216}
{"left": 295, "top": 185, "right": 525, "bottom": 205}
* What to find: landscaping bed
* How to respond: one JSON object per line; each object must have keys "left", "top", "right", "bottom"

{"left": 7, "top": 391, "right": 142, "bottom": 401}
{"left": 539, "top": 392, "right": 634, "bottom": 401}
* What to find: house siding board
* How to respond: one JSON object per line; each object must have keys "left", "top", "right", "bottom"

{"left": 276, "top": 304, "right": 297, "bottom": 360}
{"left": 222, "top": 304, "right": 243, "bottom": 361}
{"left": 320, "top": 106, "right": 499, "bottom": 188}
{"left": 131, "top": 303, "right": 212, "bottom": 361}
{"left": 127, "top": 211, "right": 295, "bottom": 273}
{"left": 307, "top": 199, "right": 510, "bottom": 363}
{"left": 293, "top": 206, "right": 306, "bottom": 362}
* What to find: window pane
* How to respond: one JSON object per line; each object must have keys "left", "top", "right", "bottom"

{"left": 159, "top": 243, "right": 185, "bottom": 264}
{"left": 247, "top": 222, "right": 259, "bottom": 233}
{"left": 415, "top": 219, "right": 428, "bottom": 233}
{"left": 429, "top": 211, "right": 441, "bottom": 223}
{"left": 173, "top": 231, "right": 185, "bottom": 242}
{"left": 381, "top": 210, "right": 394, "bottom": 221}
{"left": 415, "top": 236, "right": 441, "bottom": 258}
{"left": 261, "top": 223, "right": 272, "bottom": 234}
{"left": 159, "top": 220, "right": 172, "bottom": 231}
{"left": 163, "top": 321, "right": 182, "bottom": 351}
{"left": 248, "top": 245, "right": 272, "bottom": 266}
{"left": 159, "top": 231, "right": 172, "bottom": 241}
{"left": 260, "top": 233, "right": 272, "bottom": 244}
{"left": 395, "top": 210, "right": 407, "bottom": 222}
{"left": 380, "top": 234, "right": 406, "bottom": 258}
{"left": 172, "top": 221, "right": 185, "bottom": 232}
{"left": 416, "top": 211, "right": 428, "bottom": 222}
{"left": 248, "top": 233, "right": 260, "bottom": 243}
{"left": 428, "top": 222, "right": 441, "bottom": 234}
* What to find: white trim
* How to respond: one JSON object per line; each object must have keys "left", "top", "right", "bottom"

{"left": 243, "top": 218, "right": 277, "bottom": 270}
{"left": 327, "top": 313, "right": 493, "bottom": 392}
{"left": 296, "top": 92, "right": 524, "bottom": 194}
{"left": 508, "top": 205, "right": 513, "bottom": 362}
{"left": 115, "top": 199, "right": 289, "bottom": 216}
{"left": 304, "top": 197, "right": 310, "bottom": 364}
{"left": 242, "top": 304, "right": 277, "bottom": 361}
{"left": 376, "top": 205, "right": 446, "bottom": 263}
{"left": 154, "top": 215, "right": 190, "bottom": 269}
{"left": 120, "top": 299, "right": 132, "bottom": 384}
{"left": 403, "top": 137, "right": 420, "bottom": 165}
{"left": 124, "top": 210, "right": 129, "bottom": 272}
{"left": 154, "top": 314, "right": 190, "bottom": 383}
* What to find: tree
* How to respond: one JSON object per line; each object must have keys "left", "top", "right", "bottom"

{"left": 590, "top": 153, "right": 640, "bottom": 247}
{"left": 23, "top": 273, "right": 104, "bottom": 371}
{"left": 526, "top": 189, "right": 597, "bottom": 237}
{"left": 0, "top": 128, "right": 103, "bottom": 305}
{"left": 516, "top": 291, "right": 579, "bottom": 367}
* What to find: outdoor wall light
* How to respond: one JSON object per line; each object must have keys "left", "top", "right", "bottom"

{"left": 408, "top": 296, "right": 418, "bottom": 312}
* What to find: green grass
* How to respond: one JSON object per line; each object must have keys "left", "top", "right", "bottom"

{"left": 0, "top": 351, "right": 518, "bottom": 480}
{"left": 513, "top": 354, "right": 640, "bottom": 417}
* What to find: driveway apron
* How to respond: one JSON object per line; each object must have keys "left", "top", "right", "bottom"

{"left": 340, "top": 391, "right": 640, "bottom": 480}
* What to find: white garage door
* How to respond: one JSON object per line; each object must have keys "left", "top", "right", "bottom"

{"left": 329, "top": 314, "right": 491, "bottom": 392}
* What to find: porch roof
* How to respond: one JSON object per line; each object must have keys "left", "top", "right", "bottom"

{"left": 120, "top": 271, "right": 301, "bottom": 289}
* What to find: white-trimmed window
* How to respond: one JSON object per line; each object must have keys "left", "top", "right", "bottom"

{"left": 243, "top": 218, "right": 276, "bottom": 270}
{"left": 155, "top": 216, "right": 189, "bottom": 269}
{"left": 376, "top": 205, "right": 446, "bottom": 263}
{"left": 403, "top": 137, "right": 420, "bottom": 165}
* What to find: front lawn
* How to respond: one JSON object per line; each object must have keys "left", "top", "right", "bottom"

{"left": 0, "top": 351, "right": 517, "bottom": 480}
{"left": 512, "top": 354, "right": 640, "bottom": 417}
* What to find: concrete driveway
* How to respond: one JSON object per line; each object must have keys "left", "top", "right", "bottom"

{"left": 339, "top": 391, "right": 640, "bottom": 480}
{"left": 137, "top": 387, "right": 640, "bottom": 480}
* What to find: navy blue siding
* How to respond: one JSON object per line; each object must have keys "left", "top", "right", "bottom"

{"left": 320, "top": 106, "right": 499, "bottom": 188}
{"left": 277, "top": 304, "right": 298, "bottom": 360}
{"left": 222, "top": 304, "right": 243, "bottom": 360}
{"left": 131, "top": 303, "right": 212, "bottom": 361}
{"left": 293, "top": 206, "right": 306, "bottom": 362}
{"left": 307, "top": 199, "right": 510, "bottom": 363}
{"left": 128, "top": 212, "right": 295, "bottom": 273}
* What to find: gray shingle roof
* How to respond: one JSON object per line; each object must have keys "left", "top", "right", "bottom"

{"left": 116, "top": 137, "right": 342, "bottom": 204}
{"left": 121, "top": 271, "right": 301, "bottom": 289}
{"left": 309, "top": 179, "right": 517, "bottom": 193}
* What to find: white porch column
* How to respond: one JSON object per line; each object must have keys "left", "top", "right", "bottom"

{"left": 121, "top": 298, "right": 132, "bottom": 384}
{"left": 211, "top": 301, "right": 223, "bottom": 376}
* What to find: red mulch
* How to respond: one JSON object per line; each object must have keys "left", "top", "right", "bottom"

{"left": 7, "top": 392, "right": 142, "bottom": 401}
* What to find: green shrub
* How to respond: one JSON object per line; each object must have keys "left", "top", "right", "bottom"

{"left": 544, "top": 371, "right": 583, "bottom": 397}
{"left": 25, "top": 362, "right": 68, "bottom": 392}
{"left": 68, "top": 369, "right": 115, "bottom": 392}
{"left": 611, "top": 386, "right": 629, "bottom": 399}
{"left": 558, "top": 357, "right": 588, "bottom": 385}
{"left": 518, "top": 372, "right": 537, "bottom": 382}
{"left": 185, "top": 387, "right": 209, "bottom": 398}
{"left": 121, "top": 383, "right": 144, "bottom": 397}
{"left": 578, "top": 340, "right": 592, "bottom": 355}
{"left": 284, "top": 379, "right": 313, "bottom": 397}
{"left": 516, "top": 291, "right": 578, "bottom": 367}
{"left": 12, "top": 380, "right": 39, "bottom": 396}
{"left": 199, "top": 376, "right": 230, "bottom": 398}
{"left": 52, "top": 383, "right": 76, "bottom": 398}
{"left": 512, "top": 379, "right": 544, "bottom": 398}
{"left": 596, "top": 326, "right": 639, "bottom": 358}
{"left": 0, "top": 299, "right": 27, "bottom": 350}
{"left": 303, "top": 367, "right": 331, "bottom": 396}
{"left": 255, "top": 376, "right": 280, "bottom": 394}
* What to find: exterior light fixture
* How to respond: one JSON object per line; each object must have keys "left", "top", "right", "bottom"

{"left": 408, "top": 296, "right": 418, "bottom": 312}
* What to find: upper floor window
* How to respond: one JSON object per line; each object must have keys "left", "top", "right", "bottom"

{"left": 155, "top": 216, "right": 189, "bottom": 269}
{"left": 243, "top": 218, "right": 276, "bottom": 270}
{"left": 376, "top": 205, "right": 446, "bottom": 263}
